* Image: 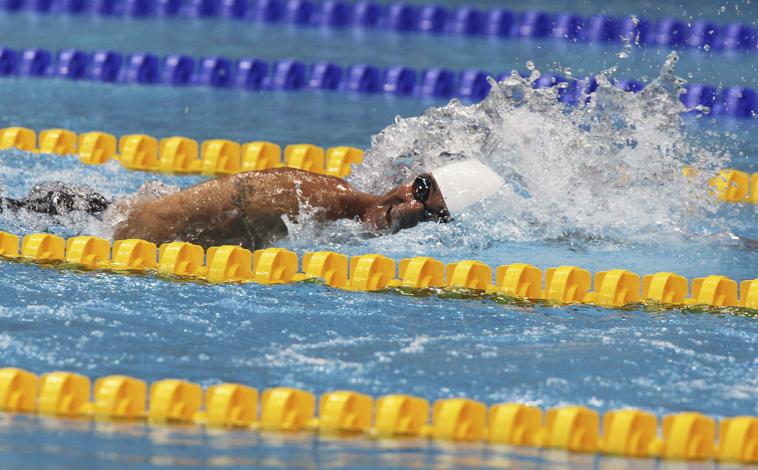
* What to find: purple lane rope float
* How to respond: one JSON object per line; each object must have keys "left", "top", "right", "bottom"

{"left": 0, "top": 46, "right": 755, "bottom": 118}
{"left": 0, "top": 0, "right": 756, "bottom": 54}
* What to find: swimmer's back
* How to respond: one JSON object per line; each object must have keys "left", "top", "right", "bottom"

{"left": 113, "top": 168, "right": 357, "bottom": 249}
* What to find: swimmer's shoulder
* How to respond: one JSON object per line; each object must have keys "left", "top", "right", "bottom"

{"left": 238, "top": 167, "right": 350, "bottom": 185}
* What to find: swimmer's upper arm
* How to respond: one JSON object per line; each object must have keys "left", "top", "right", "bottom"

{"left": 113, "top": 200, "right": 174, "bottom": 243}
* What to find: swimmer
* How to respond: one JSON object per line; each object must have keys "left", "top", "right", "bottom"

{"left": 1, "top": 159, "right": 504, "bottom": 249}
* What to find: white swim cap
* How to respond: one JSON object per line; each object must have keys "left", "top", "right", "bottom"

{"left": 431, "top": 159, "right": 505, "bottom": 213}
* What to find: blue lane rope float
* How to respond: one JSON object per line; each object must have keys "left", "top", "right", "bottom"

{"left": 0, "top": 0, "right": 756, "bottom": 55}
{"left": 0, "top": 46, "right": 756, "bottom": 119}
{"left": 0, "top": 366, "right": 756, "bottom": 463}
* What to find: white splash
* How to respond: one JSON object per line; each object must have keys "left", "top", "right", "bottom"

{"left": 349, "top": 52, "right": 729, "bottom": 245}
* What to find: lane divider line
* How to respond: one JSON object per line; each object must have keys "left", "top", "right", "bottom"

{"left": 0, "top": 367, "right": 755, "bottom": 463}
{"left": 0, "top": 126, "right": 363, "bottom": 177}
{"left": 1, "top": 0, "right": 756, "bottom": 56}
{"left": 2, "top": 231, "right": 758, "bottom": 311}
{"left": 0, "top": 46, "right": 756, "bottom": 117}
{"left": 699, "top": 167, "right": 758, "bottom": 204}
{"left": 1, "top": 127, "right": 756, "bottom": 206}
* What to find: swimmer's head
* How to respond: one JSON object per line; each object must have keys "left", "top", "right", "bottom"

{"left": 363, "top": 159, "right": 504, "bottom": 233}
{"left": 430, "top": 159, "right": 505, "bottom": 213}
{"left": 363, "top": 172, "right": 449, "bottom": 233}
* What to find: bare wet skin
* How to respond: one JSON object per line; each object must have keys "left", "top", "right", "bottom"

{"left": 113, "top": 168, "right": 449, "bottom": 250}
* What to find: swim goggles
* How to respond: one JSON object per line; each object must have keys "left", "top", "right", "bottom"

{"left": 412, "top": 175, "right": 452, "bottom": 222}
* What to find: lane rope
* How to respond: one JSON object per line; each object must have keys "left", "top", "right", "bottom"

{"left": 0, "top": 126, "right": 364, "bottom": 177}
{"left": 0, "top": 0, "right": 756, "bottom": 55}
{"left": 1, "top": 230, "right": 758, "bottom": 313}
{"left": 0, "top": 46, "right": 756, "bottom": 118}
{"left": 0, "top": 366, "right": 755, "bottom": 463}
{"left": 1, "top": 126, "right": 756, "bottom": 206}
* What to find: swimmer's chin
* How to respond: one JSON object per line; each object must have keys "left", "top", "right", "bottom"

{"left": 362, "top": 205, "right": 424, "bottom": 235}
{"left": 361, "top": 205, "right": 388, "bottom": 232}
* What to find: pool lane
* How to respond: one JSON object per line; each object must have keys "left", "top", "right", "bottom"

{"left": 0, "top": 78, "right": 439, "bottom": 148}
{"left": 2, "top": 78, "right": 758, "bottom": 157}
{"left": 1, "top": 13, "right": 758, "bottom": 89}
{"left": 0, "top": 255, "right": 756, "bottom": 421}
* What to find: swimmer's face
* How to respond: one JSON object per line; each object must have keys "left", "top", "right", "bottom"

{"left": 364, "top": 174, "right": 451, "bottom": 233}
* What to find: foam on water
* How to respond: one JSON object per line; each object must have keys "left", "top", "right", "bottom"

{"left": 0, "top": 154, "right": 186, "bottom": 240}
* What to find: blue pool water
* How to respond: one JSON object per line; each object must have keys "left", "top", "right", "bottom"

{"left": 1, "top": 1, "right": 758, "bottom": 468}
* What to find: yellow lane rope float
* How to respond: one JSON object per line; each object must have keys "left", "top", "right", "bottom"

{"left": 0, "top": 126, "right": 363, "bottom": 178}
{"left": 2, "top": 127, "right": 757, "bottom": 204}
{"left": 0, "top": 367, "right": 755, "bottom": 463}
{"left": 2, "top": 231, "right": 758, "bottom": 311}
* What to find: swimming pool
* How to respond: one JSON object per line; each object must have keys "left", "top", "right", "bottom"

{"left": 0, "top": 0, "right": 757, "bottom": 468}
